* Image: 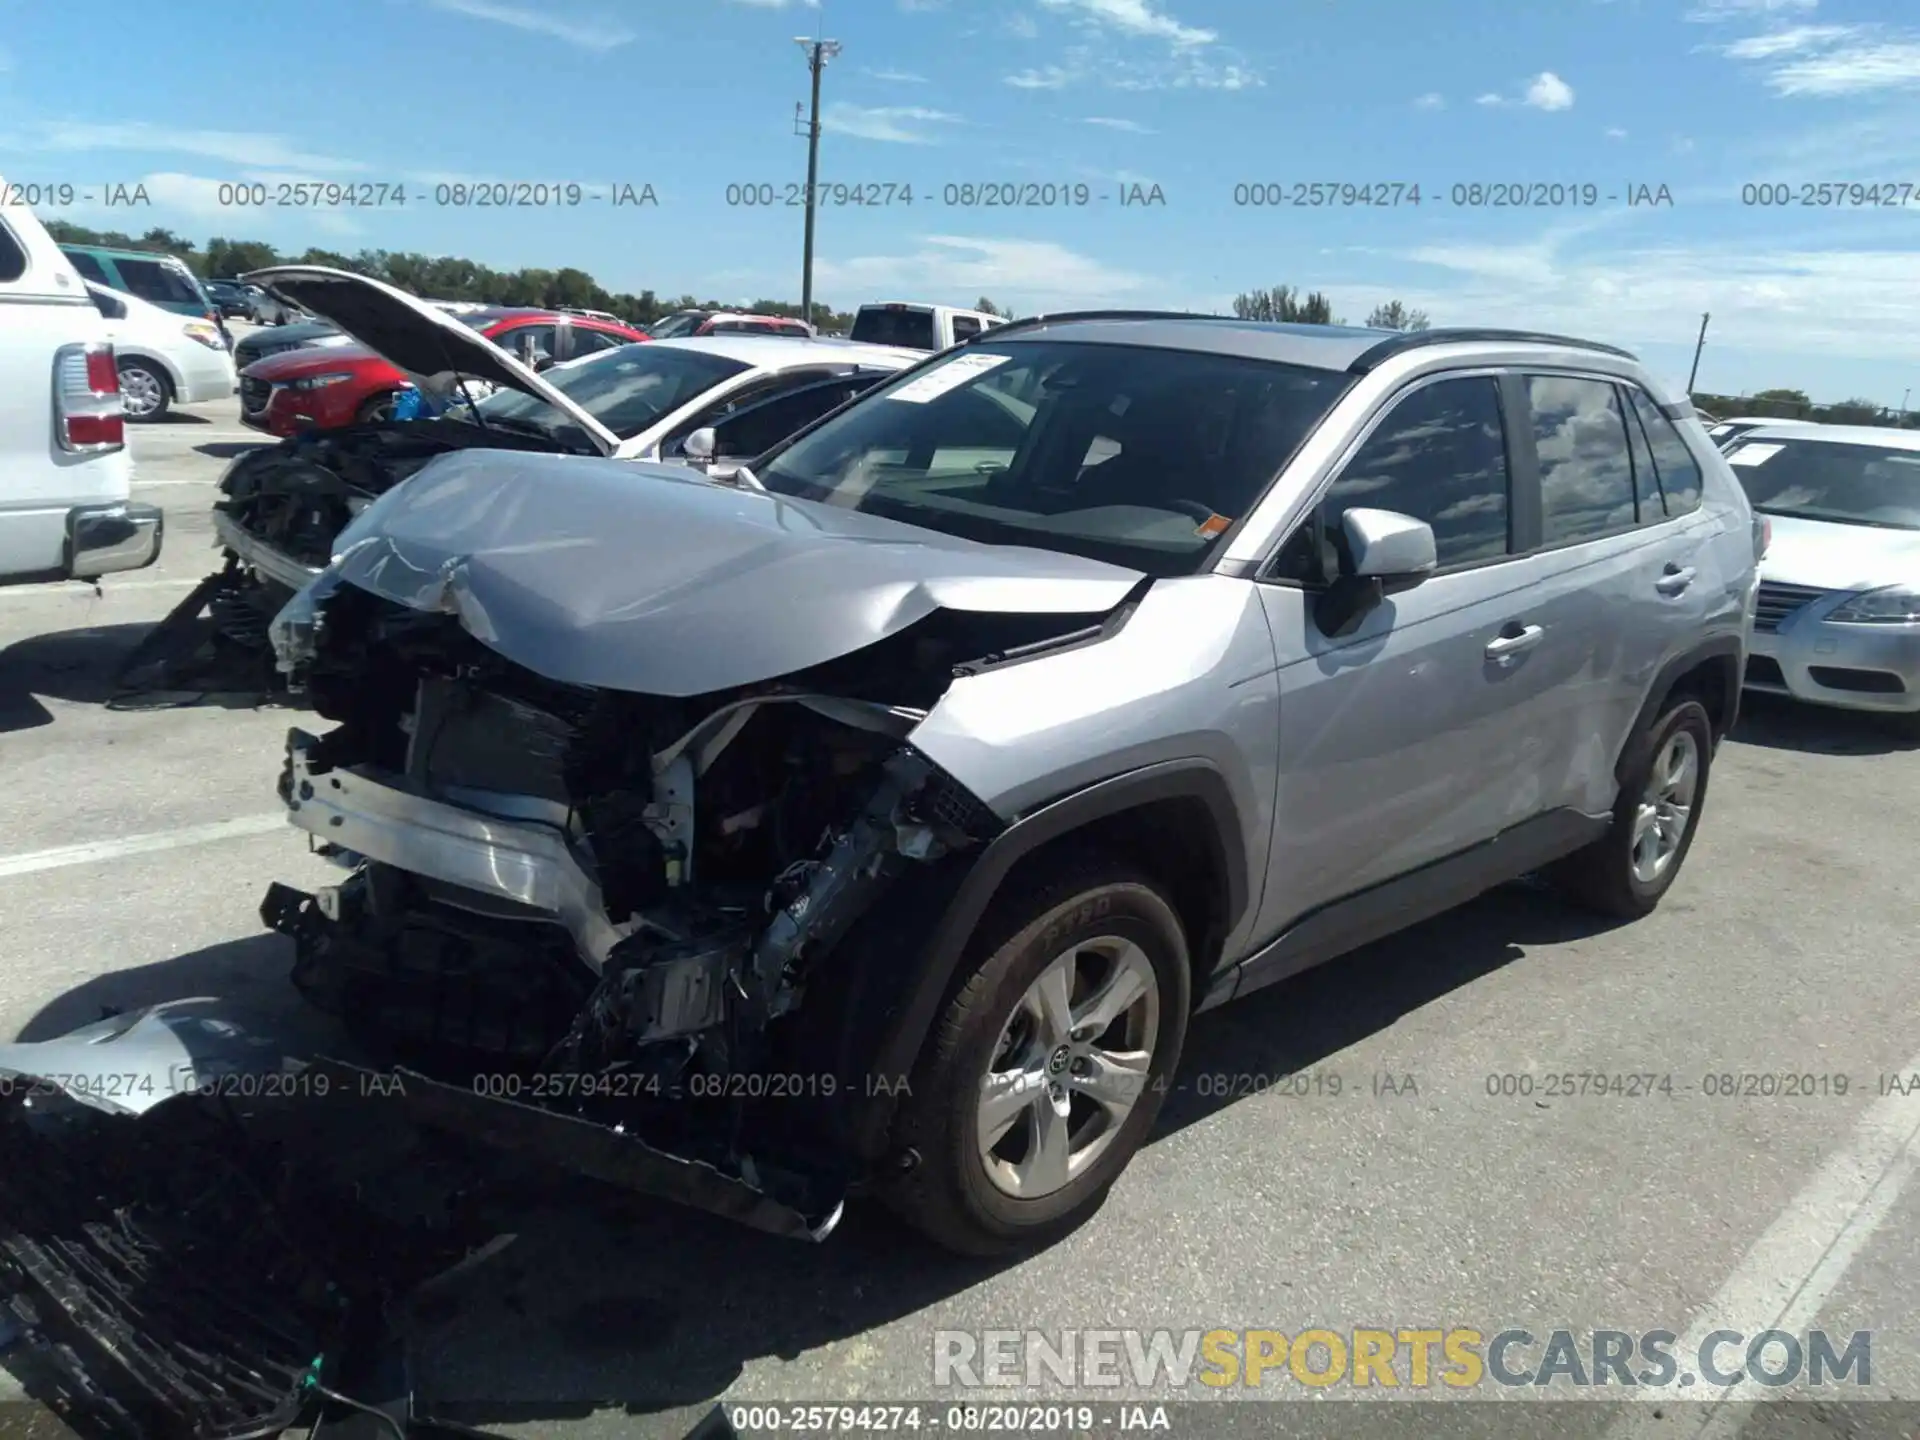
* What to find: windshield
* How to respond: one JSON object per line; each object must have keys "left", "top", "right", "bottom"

{"left": 756, "top": 340, "right": 1354, "bottom": 575}
{"left": 474, "top": 342, "right": 752, "bottom": 442}
{"left": 646, "top": 312, "right": 706, "bottom": 340}
{"left": 850, "top": 307, "right": 937, "bottom": 350}
{"left": 1728, "top": 438, "right": 1920, "bottom": 530}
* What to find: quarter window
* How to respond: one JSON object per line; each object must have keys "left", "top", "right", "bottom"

{"left": 1622, "top": 385, "right": 1665, "bottom": 521}
{"left": 1312, "top": 376, "right": 1512, "bottom": 572}
{"left": 1528, "top": 375, "right": 1638, "bottom": 545}
{"left": 1626, "top": 388, "right": 1703, "bottom": 516}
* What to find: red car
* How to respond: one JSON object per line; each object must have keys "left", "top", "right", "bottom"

{"left": 238, "top": 306, "right": 648, "bottom": 435}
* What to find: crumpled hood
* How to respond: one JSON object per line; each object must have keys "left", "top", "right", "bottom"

{"left": 287, "top": 447, "right": 1146, "bottom": 696}
{"left": 1760, "top": 513, "right": 1920, "bottom": 592}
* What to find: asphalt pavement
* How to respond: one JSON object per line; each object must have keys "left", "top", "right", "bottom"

{"left": 1, "top": 397, "right": 1917, "bottom": 1440}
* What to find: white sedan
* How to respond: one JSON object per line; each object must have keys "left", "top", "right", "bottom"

{"left": 84, "top": 282, "right": 238, "bottom": 421}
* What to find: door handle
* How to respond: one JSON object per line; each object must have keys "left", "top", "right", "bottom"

{"left": 1656, "top": 565, "right": 1697, "bottom": 596}
{"left": 1485, "top": 623, "right": 1544, "bottom": 662}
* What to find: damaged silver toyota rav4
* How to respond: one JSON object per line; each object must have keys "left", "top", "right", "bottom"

{"left": 259, "top": 314, "right": 1759, "bottom": 1254}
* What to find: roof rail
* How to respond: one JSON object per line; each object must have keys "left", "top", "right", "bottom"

{"left": 957, "top": 308, "right": 1216, "bottom": 344}
{"left": 1347, "top": 327, "right": 1637, "bottom": 373}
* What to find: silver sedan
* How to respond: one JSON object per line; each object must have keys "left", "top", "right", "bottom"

{"left": 1732, "top": 424, "right": 1920, "bottom": 726}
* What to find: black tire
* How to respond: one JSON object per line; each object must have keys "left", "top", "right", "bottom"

{"left": 118, "top": 359, "right": 171, "bottom": 422}
{"left": 1551, "top": 698, "right": 1714, "bottom": 919}
{"left": 881, "top": 857, "right": 1191, "bottom": 1256}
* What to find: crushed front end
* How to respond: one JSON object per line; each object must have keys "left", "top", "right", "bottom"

{"left": 261, "top": 578, "right": 1010, "bottom": 1236}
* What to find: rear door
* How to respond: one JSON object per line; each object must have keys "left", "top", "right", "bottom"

{"left": 1502, "top": 372, "right": 1700, "bottom": 821}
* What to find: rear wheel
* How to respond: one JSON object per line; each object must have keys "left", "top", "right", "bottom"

{"left": 1551, "top": 698, "right": 1713, "bottom": 918}
{"left": 119, "top": 359, "right": 171, "bottom": 421}
{"left": 882, "top": 859, "right": 1190, "bottom": 1255}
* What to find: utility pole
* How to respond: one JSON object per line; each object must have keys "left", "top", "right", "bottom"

{"left": 794, "top": 36, "right": 841, "bottom": 328}
{"left": 1685, "top": 312, "right": 1710, "bottom": 397}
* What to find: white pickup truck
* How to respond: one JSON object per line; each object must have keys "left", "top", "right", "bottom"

{"left": 0, "top": 179, "right": 163, "bottom": 586}
{"left": 847, "top": 301, "right": 1006, "bottom": 351}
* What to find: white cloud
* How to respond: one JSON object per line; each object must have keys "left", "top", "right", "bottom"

{"left": 1082, "top": 115, "right": 1154, "bottom": 132}
{"left": 1474, "top": 72, "right": 1575, "bottom": 110}
{"left": 1721, "top": 24, "right": 1857, "bottom": 58}
{"left": 1768, "top": 37, "right": 1920, "bottom": 95}
{"left": 1006, "top": 64, "right": 1076, "bottom": 88}
{"left": 1686, "top": 0, "right": 1816, "bottom": 19}
{"left": 126, "top": 172, "right": 231, "bottom": 219}
{"left": 1414, "top": 92, "right": 1445, "bottom": 109}
{"left": 821, "top": 103, "right": 963, "bottom": 143}
{"left": 1524, "top": 71, "right": 1575, "bottom": 109}
{"left": 425, "top": 0, "right": 637, "bottom": 48}
{"left": 1605, "top": 125, "right": 1628, "bottom": 138}
{"left": 814, "top": 234, "right": 1151, "bottom": 309}
{"left": 25, "top": 120, "right": 366, "bottom": 173}
{"left": 1379, "top": 224, "right": 1920, "bottom": 367}
{"left": 1005, "top": 11, "right": 1039, "bottom": 37}
{"left": 1036, "top": 0, "right": 1215, "bottom": 47}
{"left": 863, "top": 66, "right": 928, "bottom": 82}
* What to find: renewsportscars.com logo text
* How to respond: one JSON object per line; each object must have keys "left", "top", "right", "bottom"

{"left": 932, "top": 1328, "right": 1872, "bottom": 1392}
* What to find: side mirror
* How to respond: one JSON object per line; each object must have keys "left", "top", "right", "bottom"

{"left": 1343, "top": 507, "right": 1437, "bottom": 580}
{"left": 1314, "top": 507, "right": 1436, "bottom": 639}
{"left": 682, "top": 427, "right": 717, "bottom": 464}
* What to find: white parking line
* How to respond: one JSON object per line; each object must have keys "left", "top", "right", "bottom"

{"left": 1604, "top": 1050, "right": 1920, "bottom": 1437}
{"left": 0, "top": 815, "right": 288, "bottom": 880}
{"left": 0, "top": 577, "right": 201, "bottom": 599}
{"left": 132, "top": 477, "right": 225, "bottom": 487}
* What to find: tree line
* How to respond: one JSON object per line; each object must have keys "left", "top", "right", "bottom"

{"left": 44, "top": 220, "right": 863, "bottom": 332}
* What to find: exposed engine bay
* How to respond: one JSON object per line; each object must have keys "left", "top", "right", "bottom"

{"left": 111, "top": 420, "right": 569, "bottom": 708}
{"left": 256, "top": 578, "right": 1122, "bottom": 1229}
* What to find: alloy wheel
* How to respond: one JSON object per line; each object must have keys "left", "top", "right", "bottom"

{"left": 120, "top": 367, "right": 163, "bottom": 418}
{"left": 976, "top": 936, "right": 1160, "bottom": 1199}
{"left": 1631, "top": 729, "right": 1699, "bottom": 884}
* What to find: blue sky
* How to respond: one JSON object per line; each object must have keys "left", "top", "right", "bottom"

{"left": 3, "top": 0, "right": 1918, "bottom": 404}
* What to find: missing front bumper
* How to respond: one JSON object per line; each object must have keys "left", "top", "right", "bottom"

{"left": 282, "top": 727, "right": 626, "bottom": 969}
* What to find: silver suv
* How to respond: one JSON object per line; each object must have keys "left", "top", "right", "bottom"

{"left": 259, "top": 313, "right": 1759, "bottom": 1255}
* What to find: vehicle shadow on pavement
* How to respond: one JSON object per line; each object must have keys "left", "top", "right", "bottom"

{"left": 12, "top": 934, "right": 303, "bottom": 1041}
{"left": 1730, "top": 692, "right": 1918, "bottom": 756}
{"left": 135, "top": 411, "right": 214, "bottom": 426}
{"left": 0, "top": 623, "right": 150, "bottom": 732}
{"left": 1156, "top": 879, "right": 1617, "bottom": 1136}
{"left": 195, "top": 441, "right": 271, "bottom": 461}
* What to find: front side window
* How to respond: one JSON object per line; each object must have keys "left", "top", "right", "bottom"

{"left": 1626, "top": 389, "right": 1704, "bottom": 515}
{"left": 63, "top": 249, "right": 110, "bottom": 283}
{"left": 757, "top": 341, "right": 1353, "bottom": 574}
{"left": 1280, "top": 376, "right": 1511, "bottom": 579}
{"left": 1528, "top": 375, "right": 1639, "bottom": 545}
{"left": 1727, "top": 438, "right": 1920, "bottom": 531}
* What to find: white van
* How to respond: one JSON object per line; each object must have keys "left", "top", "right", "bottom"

{"left": 0, "top": 180, "right": 161, "bottom": 586}
{"left": 848, "top": 302, "right": 1006, "bottom": 351}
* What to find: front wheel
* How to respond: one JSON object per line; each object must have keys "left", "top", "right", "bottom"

{"left": 882, "top": 860, "right": 1190, "bottom": 1255}
{"left": 119, "top": 359, "right": 171, "bottom": 421}
{"left": 1551, "top": 697, "right": 1713, "bottom": 918}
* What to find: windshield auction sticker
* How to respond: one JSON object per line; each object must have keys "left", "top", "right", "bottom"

{"left": 1726, "top": 443, "right": 1783, "bottom": 466}
{"left": 885, "top": 351, "right": 1012, "bottom": 404}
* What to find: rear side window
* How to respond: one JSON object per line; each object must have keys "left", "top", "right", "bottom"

{"left": 116, "top": 257, "right": 204, "bottom": 306}
{"left": 1527, "top": 375, "right": 1638, "bottom": 544}
{"left": 1626, "top": 389, "right": 1704, "bottom": 516}
{"left": 0, "top": 220, "right": 25, "bottom": 282}
{"left": 1313, "top": 376, "right": 1512, "bottom": 570}
{"left": 952, "top": 315, "right": 983, "bottom": 341}
{"left": 570, "top": 326, "right": 631, "bottom": 357}
{"left": 850, "top": 307, "right": 937, "bottom": 349}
